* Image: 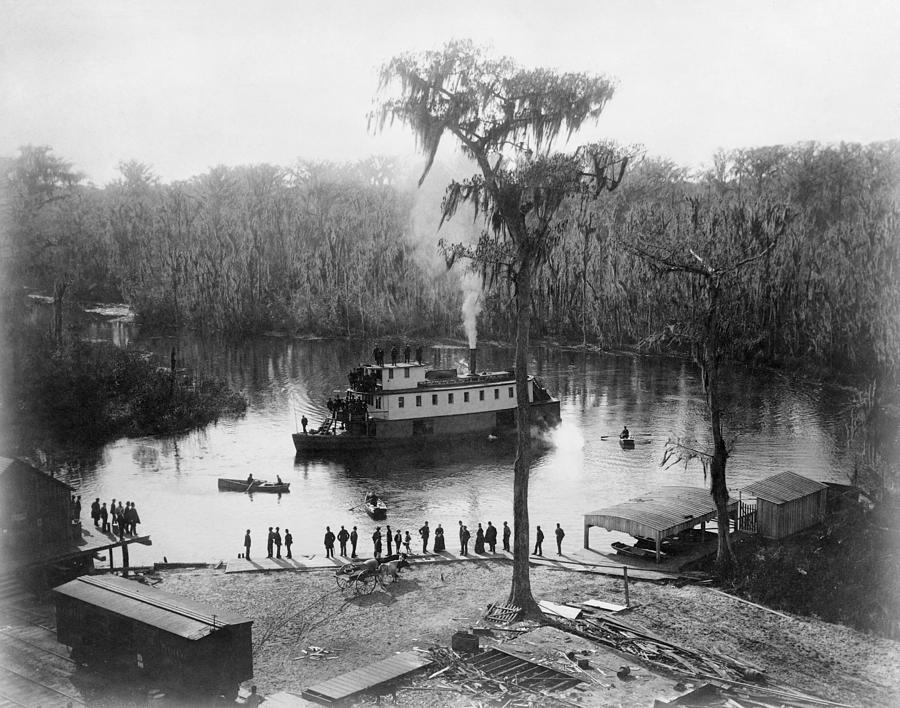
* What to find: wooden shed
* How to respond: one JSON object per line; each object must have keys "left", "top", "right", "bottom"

{"left": 1, "top": 456, "right": 77, "bottom": 552}
{"left": 741, "top": 471, "right": 828, "bottom": 539}
{"left": 54, "top": 575, "right": 253, "bottom": 699}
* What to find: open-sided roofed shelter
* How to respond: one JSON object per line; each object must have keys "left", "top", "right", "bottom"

{"left": 584, "top": 486, "right": 738, "bottom": 562}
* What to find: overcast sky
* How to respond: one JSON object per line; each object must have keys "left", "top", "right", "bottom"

{"left": 2, "top": 0, "right": 898, "bottom": 185}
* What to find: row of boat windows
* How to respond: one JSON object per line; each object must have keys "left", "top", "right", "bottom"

{"left": 385, "top": 386, "right": 515, "bottom": 409}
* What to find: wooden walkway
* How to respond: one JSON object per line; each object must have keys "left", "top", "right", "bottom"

{"left": 301, "top": 650, "right": 433, "bottom": 704}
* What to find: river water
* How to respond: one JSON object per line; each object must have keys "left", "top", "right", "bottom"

{"left": 56, "top": 317, "right": 852, "bottom": 566}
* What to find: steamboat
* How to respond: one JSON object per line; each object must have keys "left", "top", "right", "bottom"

{"left": 292, "top": 348, "right": 560, "bottom": 453}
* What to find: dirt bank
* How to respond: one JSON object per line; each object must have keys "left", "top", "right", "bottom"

{"left": 158, "top": 561, "right": 900, "bottom": 707}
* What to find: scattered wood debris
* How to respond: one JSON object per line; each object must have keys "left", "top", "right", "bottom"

{"left": 484, "top": 602, "right": 522, "bottom": 624}
{"left": 292, "top": 645, "right": 339, "bottom": 660}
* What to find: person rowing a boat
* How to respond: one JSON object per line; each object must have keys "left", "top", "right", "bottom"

{"left": 247, "top": 473, "right": 254, "bottom": 484}
{"left": 620, "top": 426, "right": 630, "bottom": 440}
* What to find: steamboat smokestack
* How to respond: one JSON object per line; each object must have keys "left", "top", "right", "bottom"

{"left": 469, "top": 348, "right": 477, "bottom": 375}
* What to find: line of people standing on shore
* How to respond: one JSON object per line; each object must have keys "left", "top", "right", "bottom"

{"left": 241, "top": 519, "right": 568, "bottom": 561}
{"left": 89, "top": 497, "right": 141, "bottom": 539}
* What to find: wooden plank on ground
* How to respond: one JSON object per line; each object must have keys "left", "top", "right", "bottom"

{"left": 582, "top": 599, "right": 628, "bottom": 612}
{"left": 538, "top": 600, "right": 582, "bottom": 620}
{"left": 301, "top": 650, "right": 432, "bottom": 704}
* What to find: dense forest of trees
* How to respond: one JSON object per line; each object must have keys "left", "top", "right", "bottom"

{"left": 3, "top": 140, "right": 898, "bottom": 381}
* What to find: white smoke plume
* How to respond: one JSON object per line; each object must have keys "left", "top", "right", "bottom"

{"left": 461, "top": 272, "right": 482, "bottom": 349}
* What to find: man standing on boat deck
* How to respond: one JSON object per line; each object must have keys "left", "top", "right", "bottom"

{"left": 337, "top": 525, "right": 349, "bottom": 556}
{"left": 485, "top": 521, "right": 497, "bottom": 553}
{"left": 267, "top": 527, "right": 274, "bottom": 558}
{"left": 419, "top": 521, "right": 430, "bottom": 553}
{"left": 533, "top": 526, "right": 544, "bottom": 556}
{"left": 350, "top": 526, "right": 358, "bottom": 558}
{"left": 244, "top": 530, "right": 251, "bottom": 560}
{"left": 503, "top": 521, "right": 511, "bottom": 551}
{"left": 274, "top": 527, "right": 283, "bottom": 558}
{"left": 324, "top": 526, "right": 336, "bottom": 558}
{"left": 404, "top": 344, "right": 411, "bottom": 363}
{"left": 555, "top": 523, "right": 565, "bottom": 555}
{"left": 301, "top": 415, "right": 308, "bottom": 434}
{"left": 285, "top": 529, "right": 293, "bottom": 559}
{"left": 391, "top": 345, "right": 398, "bottom": 365}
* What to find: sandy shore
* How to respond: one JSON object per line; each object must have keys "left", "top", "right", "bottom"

{"left": 156, "top": 558, "right": 900, "bottom": 707}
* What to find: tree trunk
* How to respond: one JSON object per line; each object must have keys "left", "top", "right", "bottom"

{"left": 52, "top": 280, "right": 67, "bottom": 348}
{"left": 508, "top": 256, "right": 540, "bottom": 616}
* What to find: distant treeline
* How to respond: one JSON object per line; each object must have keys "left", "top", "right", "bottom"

{"left": 3, "top": 141, "right": 899, "bottom": 376}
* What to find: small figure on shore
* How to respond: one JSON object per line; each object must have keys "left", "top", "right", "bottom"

{"left": 533, "top": 525, "right": 544, "bottom": 556}
{"left": 99, "top": 503, "right": 109, "bottom": 533}
{"left": 503, "top": 521, "right": 511, "bottom": 551}
{"left": 433, "top": 524, "right": 445, "bottom": 552}
{"left": 372, "top": 527, "right": 383, "bottom": 558}
{"left": 324, "top": 526, "right": 335, "bottom": 558}
{"left": 244, "top": 529, "right": 251, "bottom": 560}
{"left": 110, "top": 498, "right": 117, "bottom": 532}
{"left": 73, "top": 495, "right": 81, "bottom": 521}
{"left": 128, "top": 503, "right": 141, "bottom": 535}
{"left": 419, "top": 521, "right": 430, "bottom": 553}
{"left": 620, "top": 425, "right": 630, "bottom": 440}
{"left": 337, "top": 525, "right": 349, "bottom": 556}
{"left": 246, "top": 685, "right": 263, "bottom": 708}
{"left": 460, "top": 525, "right": 471, "bottom": 555}
{"left": 91, "top": 498, "right": 100, "bottom": 527}
{"left": 403, "top": 530, "right": 412, "bottom": 554}
{"left": 474, "top": 523, "right": 485, "bottom": 554}
{"left": 267, "top": 527, "right": 274, "bottom": 558}
{"left": 485, "top": 521, "right": 497, "bottom": 553}
{"left": 555, "top": 523, "right": 565, "bottom": 555}
{"left": 394, "top": 528, "right": 402, "bottom": 556}
{"left": 301, "top": 415, "right": 308, "bottom": 434}
{"left": 350, "top": 526, "right": 358, "bottom": 557}
{"left": 386, "top": 525, "right": 393, "bottom": 555}
{"left": 458, "top": 520, "right": 465, "bottom": 553}
{"left": 285, "top": 528, "right": 293, "bottom": 559}
{"left": 274, "top": 526, "right": 282, "bottom": 559}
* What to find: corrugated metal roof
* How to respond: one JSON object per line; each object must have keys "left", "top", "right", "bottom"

{"left": 53, "top": 575, "right": 251, "bottom": 640}
{"left": 584, "top": 486, "right": 737, "bottom": 541}
{"left": 302, "top": 650, "right": 433, "bottom": 703}
{"left": 741, "top": 471, "right": 827, "bottom": 505}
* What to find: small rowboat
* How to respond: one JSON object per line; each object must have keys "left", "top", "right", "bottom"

{"left": 217, "top": 478, "right": 290, "bottom": 493}
{"left": 218, "top": 478, "right": 262, "bottom": 492}
{"left": 619, "top": 437, "right": 635, "bottom": 450}
{"left": 611, "top": 541, "right": 665, "bottom": 560}
{"left": 365, "top": 493, "right": 387, "bottom": 519}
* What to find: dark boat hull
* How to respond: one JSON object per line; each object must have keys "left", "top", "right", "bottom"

{"left": 619, "top": 438, "right": 635, "bottom": 450}
{"left": 294, "top": 399, "right": 561, "bottom": 454}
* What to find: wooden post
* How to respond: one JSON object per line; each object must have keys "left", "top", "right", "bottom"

{"left": 583, "top": 523, "right": 590, "bottom": 549}
{"left": 122, "top": 543, "right": 130, "bottom": 577}
{"left": 109, "top": 547, "right": 115, "bottom": 572}
{"left": 655, "top": 535, "right": 661, "bottom": 564}
{"left": 623, "top": 566, "right": 630, "bottom": 607}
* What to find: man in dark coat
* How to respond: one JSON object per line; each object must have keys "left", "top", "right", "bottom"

{"left": 301, "top": 415, "right": 308, "bottom": 433}
{"left": 337, "top": 526, "right": 349, "bottom": 556}
{"left": 555, "top": 523, "right": 565, "bottom": 555}
{"left": 404, "top": 344, "right": 411, "bottom": 363}
{"left": 267, "top": 527, "right": 274, "bottom": 558}
{"left": 284, "top": 529, "right": 293, "bottom": 559}
{"left": 460, "top": 525, "right": 470, "bottom": 555}
{"left": 390, "top": 346, "right": 398, "bottom": 365}
{"left": 99, "top": 503, "right": 109, "bottom": 533}
{"left": 274, "top": 527, "right": 282, "bottom": 558}
{"left": 385, "top": 525, "right": 393, "bottom": 555}
{"left": 91, "top": 498, "right": 101, "bottom": 526}
{"left": 485, "top": 521, "right": 497, "bottom": 553}
{"left": 533, "top": 525, "right": 544, "bottom": 556}
{"left": 324, "top": 527, "right": 336, "bottom": 558}
{"left": 502, "top": 521, "right": 511, "bottom": 552}
{"left": 419, "top": 521, "right": 430, "bottom": 553}
{"left": 372, "top": 527, "right": 383, "bottom": 558}
{"left": 458, "top": 520, "right": 465, "bottom": 553}
{"left": 244, "top": 530, "right": 252, "bottom": 560}
{"left": 350, "top": 526, "right": 358, "bottom": 557}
